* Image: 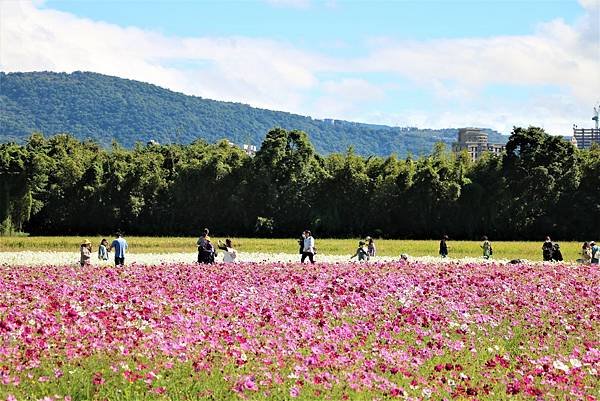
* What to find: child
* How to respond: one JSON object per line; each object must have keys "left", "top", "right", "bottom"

{"left": 80, "top": 239, "right": 92, "bottom": 267}
{"left": 350, "top": 241, "right": 370, "bottom": 262}
{"left": 98, "top": 238, "right": 109, "bottom": 261}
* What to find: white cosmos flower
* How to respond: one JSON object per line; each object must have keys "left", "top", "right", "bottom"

{"left": 553, "top": 360, "right": 570, "bottom": 373}
{"left": 0, "top": 251, "right": 512, "bottom": 266}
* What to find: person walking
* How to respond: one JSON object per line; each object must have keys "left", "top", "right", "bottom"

{"left": 98, "top": 238, "right": 109, "bottom": 261}
{"left": 301, "top": 230, "right": 315, "bottom": 264}
{"left": 80, "top": 239, "right": 92, "bottom": 267}
{"left": 366, "top": 236, "right": 376, "bottom": 257}
{"left": 217, "top": 239, "right": 237, "bottom": 263}
{"left": 481, "top": 236, "right": 492, "bottom": 259}
{"left": 439, "top": 235, "right": 449, "bottom": 258}
{"left": 108, "top": 232, "right": 128, "bottom": 266}
{"left": 542, "top": 236, "right": 553, "bottom": 261}
{"left": 350, "top": 240, "right": 370, "bottom": 262}
{"left": 591, "top": 241, "right": 600, "bottom": 265}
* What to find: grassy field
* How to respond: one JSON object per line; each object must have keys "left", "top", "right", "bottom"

{"left": 0, "top": 236, "right": 585, "bottom": 261}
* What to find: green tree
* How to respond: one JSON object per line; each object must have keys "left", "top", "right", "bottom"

{"left": 502, "top": 126, "right": 580, "bottom": 237}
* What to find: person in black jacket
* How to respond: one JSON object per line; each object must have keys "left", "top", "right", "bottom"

{"left": 298, "top": 234, "right": 304, "bottom": 255}
{"left": 542, "top": 236, "right": 554, "bottom": 261}
{"left": 439, "top": 235, "right": 449, "bottom": 258}
{"left": 551, "top": 243, "right": 563, "bottom": 262}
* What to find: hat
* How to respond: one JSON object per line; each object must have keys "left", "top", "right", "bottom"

{"left": 82, "top": 239, "right": 91, "bottom": 245}
{"left": 591, "top": 241, "right": 596, "bottom": 245}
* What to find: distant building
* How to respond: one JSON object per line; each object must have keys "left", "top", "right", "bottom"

{"left": 573, "top": 105, "right": 600, "bottom": 149}
{"left": 452, "top": 128, "right": 505, "bottom": 161}
{"left": 242, "top": 144, "right": 257, "bottom": 157}
{"left": 573, "top": 128, "right": 600, "bottom": 149}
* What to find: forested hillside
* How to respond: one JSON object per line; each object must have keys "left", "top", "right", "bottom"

{"left": 1, "top": 128, "right": 597, "bottom": 239}
{"left": 0, "top": 71, "right": 506, "bottom": 157}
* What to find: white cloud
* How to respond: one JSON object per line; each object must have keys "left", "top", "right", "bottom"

{"left": 0, "top": 1, "right": 327, "bottom": 113}
{"left": 0, "top": 0, "right": 598, "bottom": 136}
{"left": 311, "top": 78, "right": 385, "bottom": 117}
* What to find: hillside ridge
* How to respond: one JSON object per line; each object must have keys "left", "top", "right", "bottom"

{"left": 0, "top": 71, "right": 507, "bottom": 156}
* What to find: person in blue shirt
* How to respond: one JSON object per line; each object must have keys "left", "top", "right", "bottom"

{"left": 591, "top": 241, "right": 600, "bottom": 265}
{"left": 108, "top": 232, "right": 128, "bottom": 266}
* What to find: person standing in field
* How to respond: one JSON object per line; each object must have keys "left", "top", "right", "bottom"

{"left": 80, "top": 239, "right": 92, "bottom": 267}
{"left": 197, "top": 228, "right": 210, "bottom": 249}
{"left": 301, "top": 230, "right": 315, "bottom": 264}
{"left": 196, "top": 228, "right": 215, "bottom": 264}
{"left": 108, "top": 232, "right": 128, "bottom": 266}
{"left": 481, "top": 236, "right": 492, "bottom": 259}
{"left": 542, "top": 236, "right": 554, "bottom": 261}
{"left": 439, "top": 235, "right": 449, "bottom": 258}
{"left": 366, "top": 236, "right": 376, "bottom": 257}
{"left": 98, "top": 238, "right": 109, "bottom": 261}
{"left": 350, "top": 240, "right": 370, "bottom": 262}
{"left": 201, "top": 238, "right": 216, "bottom": 264}
{"left": 217, "top": 239, "right": 237, "bottom": 263}
{"left": 591, "top": 241, "right": 600, "bottom": 265}
{"left": 298, "top": 233, "right": 305, "bottom": 255}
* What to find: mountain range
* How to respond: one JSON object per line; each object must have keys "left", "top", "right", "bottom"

{"left": 0, "top": 71, "right": 507, "bottom": 156}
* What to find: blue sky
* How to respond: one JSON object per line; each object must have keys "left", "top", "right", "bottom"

{"left": 1, "top": 0, "right": 598, "bottom": 135}
{"left": 42, "top": 1, "right": 582, "bottom": 42}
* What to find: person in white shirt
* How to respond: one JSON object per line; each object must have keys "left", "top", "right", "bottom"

{"left": 217, "top": 239, "right": 237, "bottom": 263}
{"left": 301, "top": 230, "right": 315, "bottom": 264}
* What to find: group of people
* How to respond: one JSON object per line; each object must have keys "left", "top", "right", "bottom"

{"left": 79, "top": 233, "right": 128, "bottom": 266}
{"left": 542, "top": 236, "right": 563, "bottom": 262}
{"left": 79, "top": 230, "right": 599, "bottom": 266}
{"left": 197, "top": 228, "right": 237, "bottom": 264}
{"left": 543, "top": 236, "right": 600, "bottom": 265}
{"left": 438, "top": 234, "right": 492, "bottom": 259}
{"left": 579, "top": 240, "right": 599, "bottom": 265}
{"left": 350, "top": 236, "right": 376, "bottom": 261}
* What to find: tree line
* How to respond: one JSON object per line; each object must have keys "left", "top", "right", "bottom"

{"left": 0, "top": 127, "right": 598, "bottom": 240}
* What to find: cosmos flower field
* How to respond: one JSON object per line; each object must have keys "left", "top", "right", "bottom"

{"left": 0, "top": 261, "right": 598, "bottom": 400}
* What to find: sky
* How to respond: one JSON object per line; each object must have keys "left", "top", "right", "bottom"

{"left": 1, "top": 0, "right": 599, "bottom": 135}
